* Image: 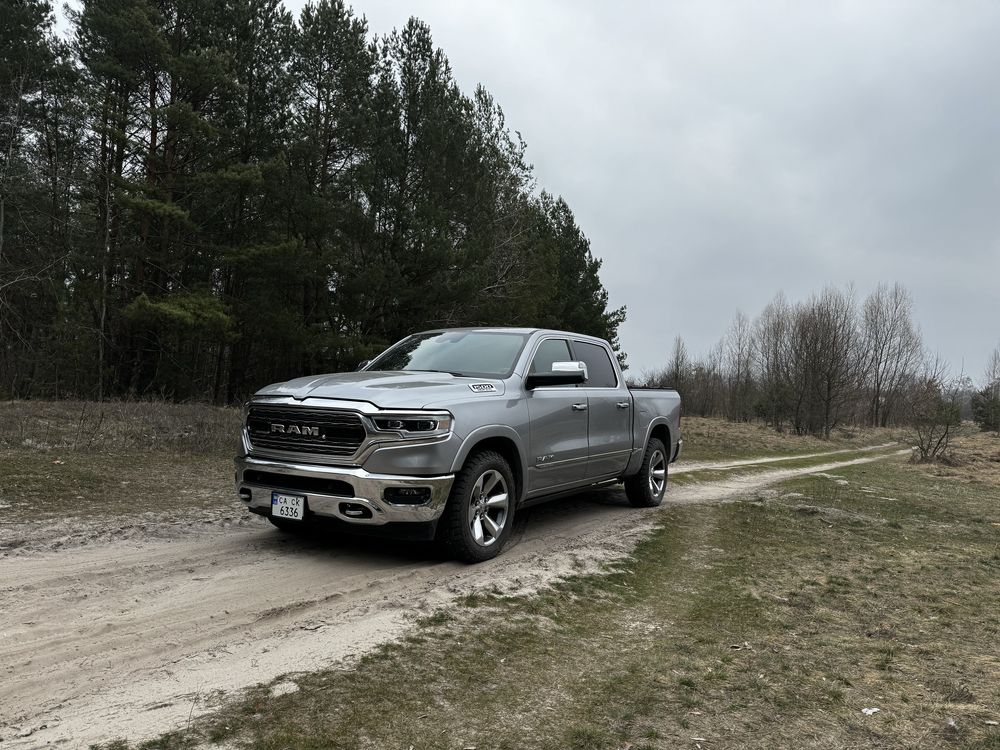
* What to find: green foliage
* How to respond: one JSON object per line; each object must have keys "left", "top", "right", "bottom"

{"left": 122, "top": 291, "right": 232, "bottom": 336}
{"left": 971, "top": 384, "right": 1000, "bottom": 432}
{"left": 0, "top": 0, "right": 626, "bottom": 402}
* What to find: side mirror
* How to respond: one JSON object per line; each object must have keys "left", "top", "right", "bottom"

{"left": 356, "top": 360, "right": 370, "bottom": 371}
{"left": 525, "top": 361, "right": 588, "bottom": 390}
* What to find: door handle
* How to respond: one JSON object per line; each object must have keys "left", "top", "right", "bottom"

{"left": 571, "top": 403, "right": 588, "bottom": 411}
{"left": 616, "top": 401, "right": 630, "bottom": 409}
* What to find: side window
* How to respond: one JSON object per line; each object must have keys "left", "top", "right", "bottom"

{"left": 530, "top": 338, "right": 573, "bottom": 374}
{"left": 574, "top": 341, "right": 618, "bottom": 388}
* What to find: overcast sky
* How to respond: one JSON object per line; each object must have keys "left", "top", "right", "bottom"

{"left": 292, "top": 0, "right": 996, "bottom": 380}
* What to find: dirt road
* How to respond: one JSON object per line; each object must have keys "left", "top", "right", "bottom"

{"left": 0, "top": 449, "right": 904, "bottom": 748}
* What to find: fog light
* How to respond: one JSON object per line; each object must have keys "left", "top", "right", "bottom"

{"left": 384, "top": 486, "right": 432, "bottom": 505}
{"left": 339, "top": 502, "right": 373, "bottom": 519}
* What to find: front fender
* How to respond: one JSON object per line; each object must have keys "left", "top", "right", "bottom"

{"left": 450, "top": 423, "right": 527, "bottom": 491}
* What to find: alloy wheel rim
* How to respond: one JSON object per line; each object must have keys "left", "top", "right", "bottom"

{"left": 469, "top": 469, "right": 509, "bottom": 547}
{"left": 648, "top": 450, "right": 666, "bottom": 498}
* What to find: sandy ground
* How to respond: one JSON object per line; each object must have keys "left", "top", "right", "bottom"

{"left": 0, "top": 449, "right": 904, "bottom": 748}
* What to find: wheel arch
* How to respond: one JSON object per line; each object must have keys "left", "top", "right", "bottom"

{"left": 624, "top": 418, "right": 673, "bottom": 477}
{"left": 451, "top": 426, "right": 526, "bottom": 503}
{"left": 648, "top": 421, "right": 672, "bottom": 455}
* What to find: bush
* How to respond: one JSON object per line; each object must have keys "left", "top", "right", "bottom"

{"left": 906, "top": 375, "right": 962, "bottom": 462}
{"left": 971, "top": 385, "right": 1000, "bottom": 433}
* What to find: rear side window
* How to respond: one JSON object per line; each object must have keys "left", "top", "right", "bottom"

{"left": 574, "top": 341, "right": 618, "bottom": 388}
{"left": 530, "top": 338, "right": 572, "bottom": 373}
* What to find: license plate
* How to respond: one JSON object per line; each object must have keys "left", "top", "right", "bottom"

{"left": 271, "top": 492, "right": 305, "bottom": 521}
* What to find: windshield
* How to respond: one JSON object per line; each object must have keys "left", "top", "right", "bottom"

{"left": 366, "top": 331, "right": 529, "bottom": 378}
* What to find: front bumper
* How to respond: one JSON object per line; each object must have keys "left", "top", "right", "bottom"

{"left": 235, "top": 455, "right": 454, "bottom": 526}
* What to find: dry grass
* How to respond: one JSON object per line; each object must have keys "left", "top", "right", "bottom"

{"left": 0, "top": 400, "right": 241, "bottom": 543}
{"left": 101, "top": 436, "right": 1000, "bottom": 749}
{"left": 680, "top": 416, "right": 902, "bottom": 462}
{"left": 912, "top": 427, "right": 1000, "bottom": 486}
{"left": 0, "top": 399, "right": 240, "bottom": 455}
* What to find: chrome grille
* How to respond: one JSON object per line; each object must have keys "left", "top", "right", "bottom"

{"left": 246, "top": 405, "right": 366, "bottom": 457}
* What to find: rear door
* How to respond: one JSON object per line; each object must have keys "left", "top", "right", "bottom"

{"left": 573, "top": 339, "right": 633, "bottom": 478}
{"left": 524, "top": 337, "right": 590, "bottom": 493}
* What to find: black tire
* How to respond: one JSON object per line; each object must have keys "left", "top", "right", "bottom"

{"left": 624, "top": 437, "right": 668, "bottom": 507}
{"left": 438, "top": 450, "right": 515, "bottom": 563}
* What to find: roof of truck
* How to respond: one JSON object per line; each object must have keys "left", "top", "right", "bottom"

{"left": 415, "top": 326, "right": 607, "bottom": 342}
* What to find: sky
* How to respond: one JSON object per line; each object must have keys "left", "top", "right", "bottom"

{"left": 314, "top": 0, "right": 1000, "bottom": 380}
{"left": 58, "top": 0, "right": 1000, "bottom": 380}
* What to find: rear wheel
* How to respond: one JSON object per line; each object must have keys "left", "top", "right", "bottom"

{"left": 625, "top": 437, "right": 668, "bottom": 507}
{"left": 439, "top": 450, "right": 515, "bottom": 563}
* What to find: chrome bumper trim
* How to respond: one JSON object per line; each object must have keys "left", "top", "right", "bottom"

{"left": 235, "top": 456, "right": 454, "bottom": 526}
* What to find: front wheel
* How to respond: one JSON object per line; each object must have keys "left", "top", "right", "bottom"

{"left": 624, "top": 437, "right": 668, "bottom": 507}
{"left": 439, "top": 450, "right": 515, "bottom": 563}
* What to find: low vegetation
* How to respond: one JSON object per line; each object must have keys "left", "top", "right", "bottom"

{"left": 0, "top": 400, "right": 239, "bottom": 536}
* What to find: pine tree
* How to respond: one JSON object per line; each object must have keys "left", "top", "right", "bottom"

{"left": 1, "top": 0, "right": 627, "bottom": 401}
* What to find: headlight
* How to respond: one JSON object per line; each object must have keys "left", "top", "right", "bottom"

{"left": 369, "top": 412, "right": 453, "bottom": 438}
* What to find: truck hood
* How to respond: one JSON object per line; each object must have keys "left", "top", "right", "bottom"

{"left": 254, "top": 371, "right": 506, "bottom": 409}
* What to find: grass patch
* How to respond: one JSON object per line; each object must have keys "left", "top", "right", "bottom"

{"left": 101, "top": 451, "right": 1000, "bottom": 749}
{"left": 0, "top": 400, "right": 240, "bottom": 539}
{"left": 679, "top": 416, "right": 901, "bottom": 462}
{"left": 0, "top": 450, "right": 234, "bottom": 528}
{"left": 0, "top": 399, "right": 240, "bottom": 455}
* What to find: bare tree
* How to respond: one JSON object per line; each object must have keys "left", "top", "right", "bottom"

{"left": 861, "top": 283, "right": 923, "bottom": 427}
{"left": 666, "top": 335, "right": 690, "bottom": 392}
{"left": 641, "top": 281, "right": 973, "bottom": 441}
{"left": 682, "top": 340, "right": 725, "bottom": 417}
{"left": 779, "top": 287, "right": 863, "bottom": 437}
{"left": 630, "top": 336, "right": 688, "bottom": 390}
{"left": 754, "top": 293, "right": 792, "bottom": 430}
{"left": 723, "top": 311, "right": 755, "bottom": 422}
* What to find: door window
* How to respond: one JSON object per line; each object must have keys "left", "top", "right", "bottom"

{"left": 530, "top": 338, "right": 573, "bottom": 374}
{"left": 574, "top": 341, "right": 618, "bottom": 388}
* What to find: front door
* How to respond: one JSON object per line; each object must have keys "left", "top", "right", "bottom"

{"left": 524, "top": 337, "right": 589, "bottom": 493}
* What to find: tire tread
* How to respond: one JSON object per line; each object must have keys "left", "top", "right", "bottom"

{"left": 439, "top": 450, "right": 513, "bottom": 563}
{"left": 624, "top": 437, "right": 668, "bottom": 507}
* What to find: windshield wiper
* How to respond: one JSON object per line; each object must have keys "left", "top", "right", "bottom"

{"left": 406, "top": 369, "right": 467, "bottom": 377}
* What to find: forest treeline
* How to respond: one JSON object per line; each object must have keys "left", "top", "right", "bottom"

{"left": 0, "top": 0, "right": 625, "bottom": 402}
{"left": 636, "top": 283, "right": 1000, "bottom": 439}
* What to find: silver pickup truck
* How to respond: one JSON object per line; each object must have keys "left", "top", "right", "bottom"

{"left": 235, "top": 328, "right": 681, "bottom": 561}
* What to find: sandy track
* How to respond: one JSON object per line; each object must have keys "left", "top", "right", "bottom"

{"left": 0, "top": 448, "right": 903, "bottom": 748}
{"left": 672, "top": 442, "right": 899, "bottom": 473}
